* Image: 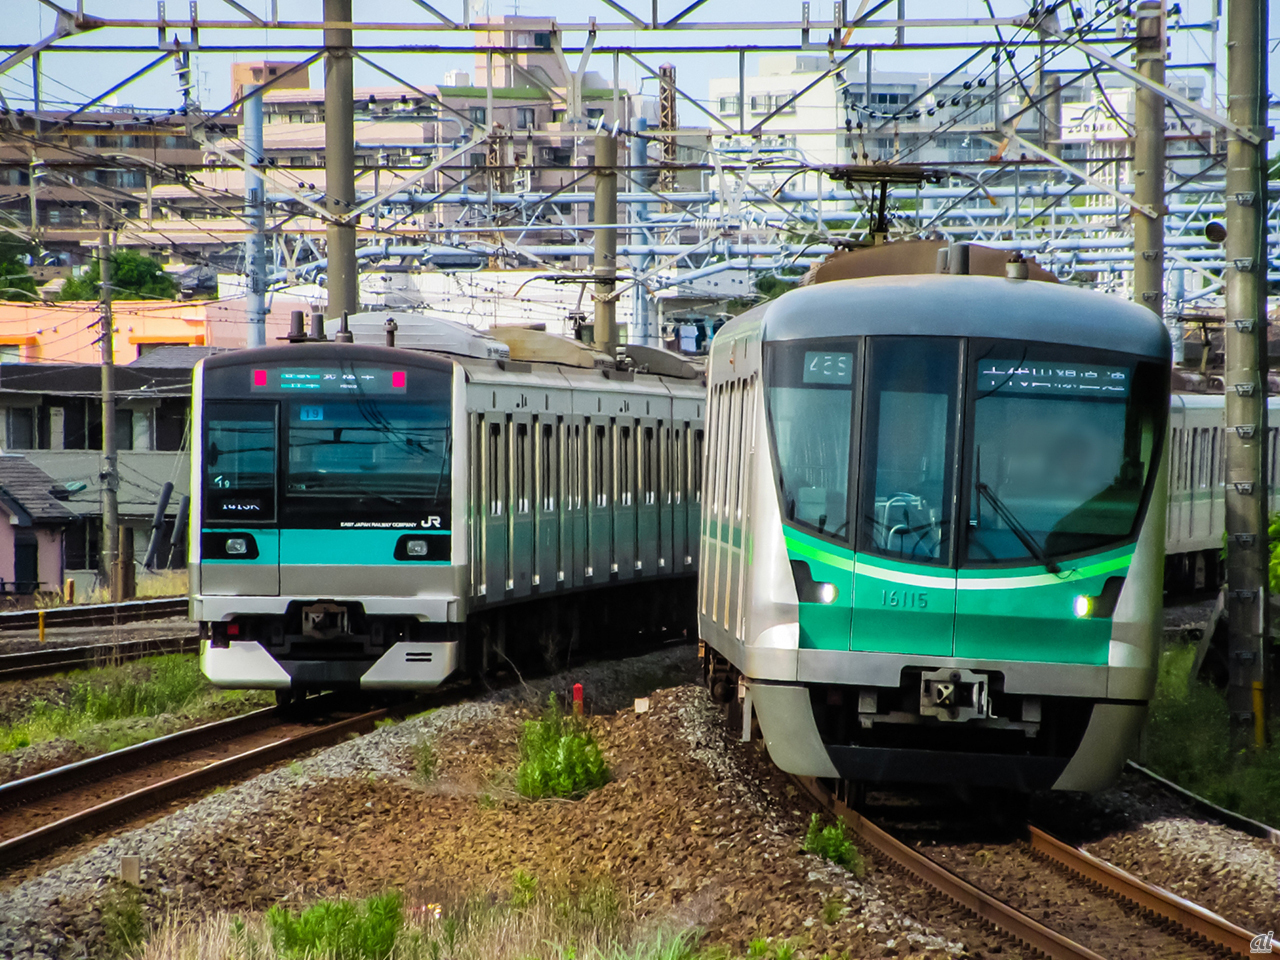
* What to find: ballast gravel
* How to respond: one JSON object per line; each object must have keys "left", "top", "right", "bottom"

{"left": 0, "top": 643, "right": 1275, "bottom": 959}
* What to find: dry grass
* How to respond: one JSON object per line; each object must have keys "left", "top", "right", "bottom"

{"left": 135, "top": 569, "right": 189, "bottom": 599}
{"left": 130, "top": 880, "right": 708, "bottom": 960}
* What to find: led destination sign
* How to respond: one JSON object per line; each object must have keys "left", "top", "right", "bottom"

{"left": 978, "top": 361, "right": 1130, "bottom": 398}
{"left": 250, "top": 366, "right": 408, "bottom": 394}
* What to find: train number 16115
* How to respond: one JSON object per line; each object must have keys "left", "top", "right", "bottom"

{"left": 880, "top": 589, "right": 928, "bottom": 609}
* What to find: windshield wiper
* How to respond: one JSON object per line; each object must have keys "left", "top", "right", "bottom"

{"left": 974, "top": 482, "right": 1060, "bottom": 573}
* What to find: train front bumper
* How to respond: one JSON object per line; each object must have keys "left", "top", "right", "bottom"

{"left": 200, "top": 639, "right": 460, "bottom": 691}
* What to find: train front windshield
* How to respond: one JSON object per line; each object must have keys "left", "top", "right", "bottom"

{"left": 764, "top": 337, "right": 1166, "bottom": 566}
{"left": 203, "top": 360, "right": 452, "bottom": 527}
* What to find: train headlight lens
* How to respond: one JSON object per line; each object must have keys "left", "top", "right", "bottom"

{"left": 1073, "top": 594, "right": 1093, "bottom": 619}
{"left": 405, "top": 539, "right": 429, "bottom": 557}
{"left": 816, "top": 582, "right": 838, "bottom": 604}
{"left": 226, "top": 538, "right": 248, "bottom": 556}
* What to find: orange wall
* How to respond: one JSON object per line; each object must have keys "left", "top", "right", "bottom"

{"left": 0, "top": 296, "right": 315, "bottom": 364}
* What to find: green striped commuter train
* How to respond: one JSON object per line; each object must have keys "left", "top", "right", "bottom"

{"left": 697, "top": 272, "right": 1171, "bottom": 792}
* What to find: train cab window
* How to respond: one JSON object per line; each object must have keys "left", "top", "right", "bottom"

{"left": 204, "top": 402, "right": 277, "bottom": 524}
{"left": 859, "top": 338, "right": 958, "bottom": 563}
{"left": 963, "top": 345, "right": 1165, "bottom": 565}
{"left": 765, "top": 341, "right": 859, "bottom": 542}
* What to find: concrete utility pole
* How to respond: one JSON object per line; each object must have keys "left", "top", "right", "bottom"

{"left": 324, "top": 0, "right": 358, "bottom": 319}
{"left": 1222, "top": 0, "right": 1271, "bottom": 750}
{"left": 593, "top": 132, "right": 618, "bottom": 348}
{"left": 1131, "top": 2, "right": 1166, "bottom": 321}
{"left": 98, "top": 210, "right": 119, "bottom": 601}
{"left": 244, "top": 83, "right": 267, "bottom": 348}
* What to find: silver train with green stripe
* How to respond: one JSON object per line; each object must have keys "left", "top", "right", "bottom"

{"left": 697, "top": 274, "right": 1172, "bottom": 792}
{"left": 191, "top": 319, "right": 704, "bottom": 698}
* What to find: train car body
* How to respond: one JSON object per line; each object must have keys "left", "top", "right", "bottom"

{"left": 192, "top": 322, "right": 704, "bottom": 693}
{"left": 698, "top": 274, "right": 1171, "bottom": 792}
{"left": 1164, "top": 394, "right": 1280, "bottom": 590}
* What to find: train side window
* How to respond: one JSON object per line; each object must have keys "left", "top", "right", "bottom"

{"left": 722, "top": 382, "right": 739, "bottom": 523}
{"left": 728, "top": 380, "right": 744, "bottom": 524}
{"left": 737, "top": 377, "right": 755, "bottom": 521}
{"left": 693, "top": 428, "right": 705, "bottom": 503}
{"left": 540, "top": 423, "right": 557, "bottom": 511}
{"left": 592, "top": 424, "right": 608, "bottom": 508}
{"left": 705, "top": 387, "right": 721, "bottom": 516}
{"left": 487, "top": 421, "right": 504, "bottom": 516}
{"left": 642, "top": 426, "right": 656, "bottom": 506}
{"left": 618, "top": 423, "right": 634, "bottom": 507}
{"left": 514, "top": 422, "right": 530, "bottom": 513}
{"left": 673, "top": 426, "right": 683, "bottom": 505}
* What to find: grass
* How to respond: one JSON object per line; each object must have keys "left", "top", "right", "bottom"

{"left": 1144, "top": 643, "right": 1280, "bottom": 826}
{"left": 0, "top": 655, "right": 268, "bottom": 753}
{"left": 801, "top": 814, "right": 865, "bottom": 877}
{"left": 102, "top": 882, "right": 147, "bottom": 959}
{"left": 516, "top": 694, "right": 610, "bottom": 800}
{"left": 129, "top": 876, "right": 717, "bottom": 960}
{"left": 412, "top": 736, "right": 437, "bottom": 783}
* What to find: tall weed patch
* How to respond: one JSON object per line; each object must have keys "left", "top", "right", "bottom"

{"left": 516, "top": 694, "right": 609, "bottom": 800}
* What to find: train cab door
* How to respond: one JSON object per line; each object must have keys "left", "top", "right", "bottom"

{"left": 200, "top": 401, "right": 280, "bottom": 597}
{"left": 849, "top": 338, "right": 961, "bottom": 657}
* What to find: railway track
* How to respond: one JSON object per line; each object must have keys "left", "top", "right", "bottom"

{"left": 0, "top": 598, "right": 188, "bottom": 632}
{"left": 0, "top": 635, "right": 199, "bottom": 681}
{"left": 794, "top": 776, "right": 1278, "bottom": 960}
{"left": 0, "top": 692, "right": 431, "bottom": 871}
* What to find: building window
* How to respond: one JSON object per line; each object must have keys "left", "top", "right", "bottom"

{"left": 517, "top": 107, "right": 535, "bottom": 129}
{"left": 774, "top": 92, "right": 797, "bottom": 114}
{"left": 718, "top": 95, "right": 740, "bottom": 115}
{"left": 586, "top": 107, "right": 604, "bottom": 119}
{"left": 750, "top": 94, "right": 770, "bottom": 114}
{"left": 534, "top": 32, "right": 551, "bottom": 49}
{"left": 470, "top": 152, "right": 487, "bottom": 168}
{"left": 7, "top": 408, "right": 35, "bottom": 449}
{"left": 0, "top": 346, "right": 18, "bottom": 364}
{"left": 469, "top": 106, "right": 487, "bottom": 125}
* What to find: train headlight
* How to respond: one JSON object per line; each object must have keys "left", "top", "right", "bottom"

{"left": 1073, "top": 594, "right": 1093, "bottom": 619}
{"left": 405, "top": 539, "right": 429, "bottom": 557}
{"left": 226, "top": 538, "right": 248, "bottom": 556}
{"left": 816, "top": 582, "right": 839, "bottom": 604}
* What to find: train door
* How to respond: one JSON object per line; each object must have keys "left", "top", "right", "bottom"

{"left": 509, "top": 416, "right": 534, "bottom": 597}
{"left": 637, "top": 420, "right": 660, "bottom": 576}
{"left": 482, "top": 415, "right": 509, "bottom": 601}
{"left": 534, "top": 418, "right": 560, "bottom": 591}
{"left": 850, "top": 338, "right": 960, "bottom": 657}
{"left": 613, "top": 418, "right": 638, "bottom": 580}
{"left": 562, "top": 417, "right": 586, "bottom": 588}
{"left": 586, "top": 417, "right": 612, "bottom": 582}
{"left": 670, "top": 422, "right": 686, "bottom": 574}
{"left": 689, "top": 423, "right": 704, "bottom": 569}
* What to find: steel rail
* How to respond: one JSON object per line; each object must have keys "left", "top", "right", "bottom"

{"left": 793, "top": 777, "right": 1109, "bottom": 960}
{"left": 1027, "top": 825, "right": 1280, "bottom": 958}
{"left": 0, "top": 702, "right": 389, "bottom": 870}
{"left": 0, "top": 705, "right": 280, "bottom": 813}
{"left": 0, "top": 598, "right": 188, "bottom": 632}
{"left": 0, "top": 635, "right": 198, "bottom": 680}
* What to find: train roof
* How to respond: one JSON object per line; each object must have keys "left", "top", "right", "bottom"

{"left": 757, "top": 274, "right": 1171, "bottom": 361}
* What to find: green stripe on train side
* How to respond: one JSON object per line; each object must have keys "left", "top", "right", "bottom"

{"left": 783, "top": 527, "right": 854, "bottom": 650}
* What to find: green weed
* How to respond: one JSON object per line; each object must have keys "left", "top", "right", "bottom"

{"left": 512, "top": 869, "right": 539, "bottom": 909}
{"left": 413, "top": 737, "right": 437, "bottom": 783}
{"left": 101, "top": 882, "right": 147, "bottom": 959}
{"left": 1145, "top": 644, "right": 1280, "bottom": 826}
{"left": 802, "top": 814, "right": 865, "bottom": 876}
{"left": 0, "top": 655, "right": 216, "bottom": 752}
{"left": 266, "top": 890, "right": 403, "bottom": 960}
{"left": 516, "top": 694, "right": 609, "bottom": 800}
{"left": 820, "top": 897, "right": 843, "bottom": 925}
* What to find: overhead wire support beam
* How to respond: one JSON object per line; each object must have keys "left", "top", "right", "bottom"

{"left": 997, "top": 132, "right": 1159, "bottom": 220}
{"left": 1039, "top": 20, "right": 1262, "bottom": 145}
